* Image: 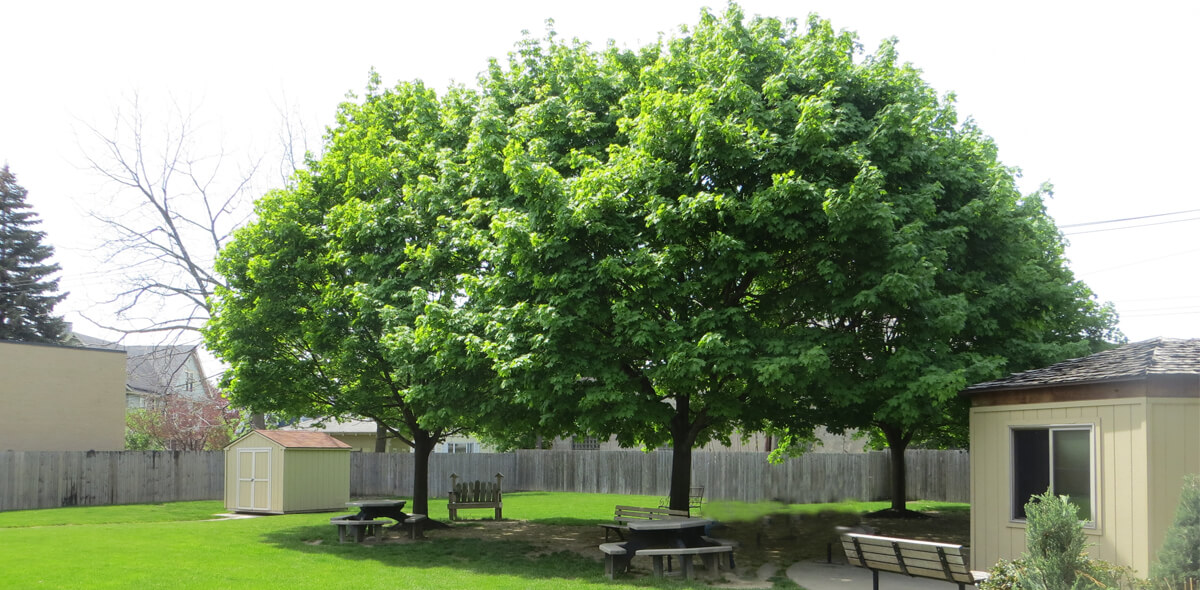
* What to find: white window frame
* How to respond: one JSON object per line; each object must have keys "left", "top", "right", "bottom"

{"left": 1010, "top": 424, "right": 1097, "bottom": 527}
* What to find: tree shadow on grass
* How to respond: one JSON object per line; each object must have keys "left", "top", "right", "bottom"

{"left": 258, "top": 523, "right": 683, "bottom": 588}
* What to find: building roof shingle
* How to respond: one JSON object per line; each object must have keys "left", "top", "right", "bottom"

{"left": 965, "top": 337, "right": 1200, "bottom": 393}
{"left": 255, "top": 430, "right": 352, "bottom": 449}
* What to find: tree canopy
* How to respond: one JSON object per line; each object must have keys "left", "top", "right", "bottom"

{"left": 206, "top": 77, "right": 507, "bottom": 516}
{"left": 208, "top": 4, "right": 1119, "bottom": 514}
{"left": 0, "top": 165, "right": 67, "bottom": 343}
{"left": 468, "top": 7, "right": 1117, "bottom": 510}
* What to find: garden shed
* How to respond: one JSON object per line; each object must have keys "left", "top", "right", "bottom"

{"left": 224, "top": 430, "right": 352, "bottom": 514}
{"left": 963, "top": 338, "right": 1200, "bottom": 576}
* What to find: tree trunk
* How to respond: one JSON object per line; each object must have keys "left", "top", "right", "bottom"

{"left": 668, "top": 396, "right": 696, "bottom": 512}
{"left": 411, "top": 429, "right": 436, "bottom": 517}
{"left": 374, "top": 420, "right": 387, "bottom": 453}
{"left": 881, "top": 424, "right": 913, "bottom": 513}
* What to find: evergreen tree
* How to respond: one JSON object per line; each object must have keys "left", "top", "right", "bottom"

{"left": 1152, "top": 474, "right": 1200, "bottom": 588}
{"left": 0, "top": 165, "right": 67, "bottom": 342}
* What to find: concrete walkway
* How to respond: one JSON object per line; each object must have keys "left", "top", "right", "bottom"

{"left": 786, "top": 560, "right": 971, "bottom": 590}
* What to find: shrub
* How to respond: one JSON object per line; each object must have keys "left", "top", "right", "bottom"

{"left": 1151, "top": 474, "right": 1200, "bottom": 589}
{"left": 981, "top": 491, "right": 1143, "bottom": 589}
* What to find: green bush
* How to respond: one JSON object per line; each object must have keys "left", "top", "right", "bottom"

{"left": 1151, "top": 474, "right": 1200, "bottom": 589}
{"left": 980, "top": 491, "right": 1143, "bottom": 590}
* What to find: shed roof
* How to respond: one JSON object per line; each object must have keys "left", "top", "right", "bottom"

{"left": 965, "top": 338, "right": 1200, "bottom": 393}
{"left": 253, "top": 430, "right": 351, "bottom": 449}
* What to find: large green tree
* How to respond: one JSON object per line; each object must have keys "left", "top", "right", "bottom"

{"left": 0, "top": 165, "right": 67, "bottom": 342}
{"left": 206, "top": 78, "right": 503, "bottom": 517}
{"left": 472, "top": 7, "right": 1117, "bottom": 511}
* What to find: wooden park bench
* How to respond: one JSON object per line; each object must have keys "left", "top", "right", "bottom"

{"left": 840, "top": 532, "right": 990, "bottom": 590}
{"left": 330, "top": 515, "right": 390, "bottom": 543}
{"left": 599, "top": 542, "right": 733, "bottom": 580}
{"left": 600, "top": 505, "right": 689, "bottom": 541}
{"left": 448, "top": 472, "right": 503, "bottom": 520}
{"left": 658, "top": 486, "right": 705, "bottom": 514}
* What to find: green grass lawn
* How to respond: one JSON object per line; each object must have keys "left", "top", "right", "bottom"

{"left": 0, "top": 493, "right": 968, "bottom": 589}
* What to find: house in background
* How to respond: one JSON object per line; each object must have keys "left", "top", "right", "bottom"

{"left": 279, "top": 417, "right": 498, "bottom": 453}
{"left": 68, "top": 333, "right": 214, "bottom": 410}
{"left": 964, "top": 338, "right": 1200, "bottom": 576}
{"left": 0, "top": 339, "right": 126, "bottom": 451}
{"left": 561, "top": 428, "right": 867, "bottom": 453}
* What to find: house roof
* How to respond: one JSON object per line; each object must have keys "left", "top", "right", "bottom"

{"left": 964, "top": 338, "right": 1200, "bottom": 393}
{"left": 71, "top": 333, "right": 204, "bottom": 396}
{"left": 280, "top": 417, "right": 379, "bottom": 435}
{"left": 254, "top": 430, "right": 352, "bottom": 449}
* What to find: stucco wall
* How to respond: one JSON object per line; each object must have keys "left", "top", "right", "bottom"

{"left": 0, "top": 341, "right": 126, "bottom": 451}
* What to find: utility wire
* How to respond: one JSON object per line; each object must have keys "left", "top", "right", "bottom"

{"left": 1059, "top": 208, "right": 1200, "bottom": 229}
{"left": 1065, "top": 217, "right": 1200, "bottom": 235}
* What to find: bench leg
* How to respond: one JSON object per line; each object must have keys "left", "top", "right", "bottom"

{"left": 701, "top": 553, "right": 717, "bottom": 574}
{"left": 872, "top": 569, "right": 879, "bottom": 590}
{"left": 448, "top": 507, "right": 457, "bottom": 521}
{"left": 605, "top": 554, "right": 616, "bottom": 579}
{"left": 495, "top": 506, "right": 502, "bottom": 520}
{"left": 337, "top": 524, "right": 348, "bottom": 544}
{"left": 680, "top": 555, "right": 694, "bottom": 580}
{"left": 651, "top": 556, "right": 665, "bottom": 577}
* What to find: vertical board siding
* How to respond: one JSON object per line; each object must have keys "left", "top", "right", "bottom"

{"left": 1, "top": 449, "right": 969, "bottom": 511}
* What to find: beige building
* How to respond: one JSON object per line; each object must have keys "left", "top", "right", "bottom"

{"left": 965, "top": 338, "right": 1200, "bottom": 576}
{"left": 560, "top": 428, "right": 866, "bottom": 453}
{"left": 0, "top": 340, "right": 126, "bottom": 451}
{"left": 224, "top": 430, "right": 351, "bottom": 514}
{"left": 280, "top": 417, "right": 499, "bottom": 453}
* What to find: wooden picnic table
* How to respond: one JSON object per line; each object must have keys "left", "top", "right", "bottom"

{"left": 604, "top": 518, "right": 733, "bottom": 579}
{"left": 345, "top": 499, "right": 408, "bottom": 523}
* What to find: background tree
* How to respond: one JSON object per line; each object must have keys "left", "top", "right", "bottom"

{"left": 77, "top": 94, "right": 259, "bottom": 338}
{"left": 472, "top": 11, "right": 843, "bottom": 511}
{"left": 0, "top": 164, "right": 67, "bottom": 342}
{"left": 771, "top": 43, "right": 1119, "bottom": 513}
{"left": 124, "top": 388, "right": 239, "bottom": 451}
{"left": 207, "top": 78, "right": 506, "bottom": 517}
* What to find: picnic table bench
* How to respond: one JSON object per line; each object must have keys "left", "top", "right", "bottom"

{"left": 331, "top": 500, "right": 428, "bottom": 542}
{"left": 600, "top": 517, "right": 735, "bottom": 580}
{"left": 840, "top": 532, "right": 990, "bottom": 590}
{"left": 330, "top": 515, "right": 390, "bottom": 543}
{"left": 448, "top": 472, "right": 503, "bottom": 521}
{"left": 600, "top": 505, "right": 690, "bottom": 541}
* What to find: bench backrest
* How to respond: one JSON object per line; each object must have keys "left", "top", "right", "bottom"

{"left": 841, "top": 533, "right": 975, "bottom": 584}
{"left": 449, "top": 473, "right": 503, "bottom": 503}
{"left": 613, "top": 505, "right": 689, "bottom": 523}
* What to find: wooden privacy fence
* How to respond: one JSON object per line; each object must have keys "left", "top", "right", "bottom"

{"left": 1, "top": 448, "right": 968, "bottom": 511}
{"left": 353, "top": 449, "right": 969, "bottom": 504}
{"left": 0, "top": 450, "right": 224, "bottom": 511}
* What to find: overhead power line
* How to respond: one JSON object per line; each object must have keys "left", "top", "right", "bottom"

{"left": 1059, "top": 208, "right": 1200, "bottom": 229}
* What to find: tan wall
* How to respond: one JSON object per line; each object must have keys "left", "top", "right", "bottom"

{"left": 282, "top": 449, "right": 350, "bottom": 512}
{"left": 970, "top": 394, "right": 1152, "bottom": 575}
{"left": 0, "top": 341, "right": 126, "bottom": 452}
{"left": 1145, "top": 397, "right": 1200, "bottom": 564}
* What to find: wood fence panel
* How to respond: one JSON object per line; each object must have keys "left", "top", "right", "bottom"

{"left": 1, "top": 449, "right": 969, "bottom": 511}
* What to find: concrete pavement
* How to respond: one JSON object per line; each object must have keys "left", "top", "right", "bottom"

{"left": 786, "top": 560, "right": 973, "bottom": 589}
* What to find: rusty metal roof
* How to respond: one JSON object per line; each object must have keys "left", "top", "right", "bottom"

{"left": 964, "top": 338, "right": 1200, "bottom": 393}
{"left": 253, "top": 430, "right": 351, "bottom": 449}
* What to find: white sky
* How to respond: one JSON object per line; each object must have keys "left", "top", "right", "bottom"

{"left": 2, "top": 0, "right": 1198, "bottom": 353}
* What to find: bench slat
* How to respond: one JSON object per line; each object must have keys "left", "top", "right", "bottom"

{"left": 842, "top": 533, "right": 984, "bottom": 586}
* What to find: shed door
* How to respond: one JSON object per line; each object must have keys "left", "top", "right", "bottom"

{"left": 236, "top": 448, "right": 271, "bottom": 511}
